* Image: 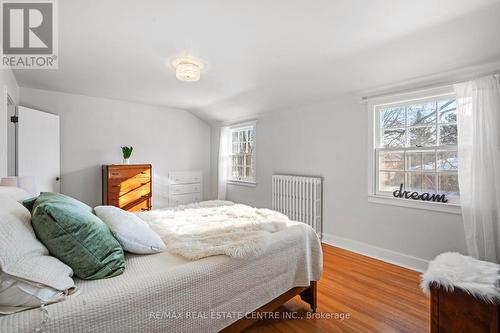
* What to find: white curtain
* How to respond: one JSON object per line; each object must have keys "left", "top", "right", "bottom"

{"left": 455, "top": 75, "right": 500, "bottom": 262}
{"left": 218, "top": 126, "right": 231, "bottom": 200}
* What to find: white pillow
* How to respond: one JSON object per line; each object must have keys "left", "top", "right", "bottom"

{"left": 94, "top": 206, "right": 166, "bottom": 254}
{"left": 0, "top": 186, "right": 31, "bottom": 202}
{"left": 0, "top": 195, "right": 76, "bottom": 313}
{"left": 0, "top": 272, "right": 69, "bottom": 314}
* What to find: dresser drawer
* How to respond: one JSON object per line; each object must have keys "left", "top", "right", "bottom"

{"left": 123, "top": 199, "right": 151, "bottom": 212}
{"left": 108, "top": 167, "right": 151, "bottom": 180}
{"left": 109, "top": 179, "right": 150, "bottom": 194}
{"left": 169, "top": 193, "right": 201, "bottom": 206}
{"left": 169, "top": 172, "right": 201, "bottom": 185}
{"left": 169, "top": 183, "right": 201, "bottom": 195}
{"left": 109, "top": 189, "right": 151, "bottom": 207}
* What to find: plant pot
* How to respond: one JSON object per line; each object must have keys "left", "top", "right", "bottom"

{"left": 123, "top": 158, "right": 130, "bottom": 164}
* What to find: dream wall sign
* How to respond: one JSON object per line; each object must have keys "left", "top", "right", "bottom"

{"left": 393, "top": 184, "right": 448, "bottom": 203}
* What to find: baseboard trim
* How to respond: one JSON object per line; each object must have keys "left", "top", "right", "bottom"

{"left": 322, "top": 233, "right": 428, "bottom": 273}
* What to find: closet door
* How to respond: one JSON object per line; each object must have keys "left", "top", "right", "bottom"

{"left": 17, "top": 106, "right": 60, "bottom": 193}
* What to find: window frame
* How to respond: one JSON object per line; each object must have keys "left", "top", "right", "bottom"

{"left": 227, "top": 121, "right": 257, "bottom": 186}
{"left": 367, "top": 86, "right": 461, "bottom": 214}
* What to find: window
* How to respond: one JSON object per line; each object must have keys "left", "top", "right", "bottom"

{"left": 370, "top": 91, "right": 460, "bottom": 208}
{"left": 229, "top": 124, "right": 256, "bottom": 184}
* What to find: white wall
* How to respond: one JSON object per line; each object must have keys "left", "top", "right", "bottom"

{"left": 20, "top": 87, "right": 211, "bottom": 208}
{"left": 0, "top": 69, "right": 19, "bottom": 177}
{"left": 213, "top": 95, "right": 467, "bottom": 271}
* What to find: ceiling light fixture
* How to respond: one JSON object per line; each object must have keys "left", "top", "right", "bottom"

{"left": 172, "top": 56, "right": 204, "bottom": 82}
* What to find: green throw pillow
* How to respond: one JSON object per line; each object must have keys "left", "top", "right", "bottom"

{"left": 26, "top": 192, "right": 125, "bottom": 279}
{"left": 22, "top": 196, "right": 37, "bottom": 213}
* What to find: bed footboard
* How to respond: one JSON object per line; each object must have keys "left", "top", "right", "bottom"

{"left": 300, "top": 280, "right": 317, "bottom": 312}
{"left": 220, "top": 281, "right": 318, "bottom": 332}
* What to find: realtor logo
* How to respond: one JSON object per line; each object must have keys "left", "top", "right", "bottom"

{"left": 1, "top": 0, "right": 58, "bottom": 69}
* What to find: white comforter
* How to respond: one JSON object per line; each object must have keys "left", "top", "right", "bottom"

{"left": 0, "top": 202, "right": 323, "bottom": 333}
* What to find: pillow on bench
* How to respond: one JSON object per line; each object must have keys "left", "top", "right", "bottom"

{"left": 26, "top": 193, "right": 126, "bottom": 280}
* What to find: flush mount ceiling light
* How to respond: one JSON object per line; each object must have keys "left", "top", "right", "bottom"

{"left": 171, "top": 56, "right": 204, "bottom": 82}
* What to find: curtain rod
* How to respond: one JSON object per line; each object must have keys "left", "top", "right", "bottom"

{"left": 360, "top": 72, "right": 500, "bottom": 103}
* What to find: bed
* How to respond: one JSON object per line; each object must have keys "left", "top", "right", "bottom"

{"left": 0, "top": 212, "right": 322, "bottom": 333}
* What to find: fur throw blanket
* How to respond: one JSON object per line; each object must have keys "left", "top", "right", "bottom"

{"left": 136, "top": 201, "right": 289, "bottom": 260}
{"left": 421, "top": 252, "right": 500, "bottom": 302}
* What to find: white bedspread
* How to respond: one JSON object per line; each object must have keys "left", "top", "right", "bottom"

{"left": 0, "top": 219, "right": 322, "bottom": 332}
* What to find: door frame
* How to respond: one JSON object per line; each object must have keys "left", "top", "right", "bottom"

{"left": 7, "top": 93, "right": 17, "bottom": 176}
{"left": 1, "top": 86, "right": 8, "bottom": 177}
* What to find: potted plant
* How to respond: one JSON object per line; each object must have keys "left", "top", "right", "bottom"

{"left": 121, "top": 146, "right": 133, "bottom": 164}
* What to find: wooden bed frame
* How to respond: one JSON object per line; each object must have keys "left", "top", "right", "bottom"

{"left": 221, "top": 281, "right": 317, "bottom": 332}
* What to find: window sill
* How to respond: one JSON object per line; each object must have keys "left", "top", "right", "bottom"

{"left": 368, "top": 194, "right": 461, "bottom": 214}
{"left": 227, "top": 180, "right": 257, "bottom": 187}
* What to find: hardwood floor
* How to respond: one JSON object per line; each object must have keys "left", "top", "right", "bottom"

{"left": 244, "top": 244, "right": 430, "bottom": 333}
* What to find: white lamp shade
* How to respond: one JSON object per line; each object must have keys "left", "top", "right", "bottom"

{"left": 0, "top": 177, "right": 18, "bottom": 187}
{"left": 0, "top": 176, "right": 37, "bottom": 196}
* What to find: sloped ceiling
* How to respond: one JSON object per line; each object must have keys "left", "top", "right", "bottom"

{"left": 13, "top": 0, "right": 500, "bottom": 123}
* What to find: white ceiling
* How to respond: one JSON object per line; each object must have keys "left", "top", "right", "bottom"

{"left": 13, "top": 0, "right": 500, "bottom": 123}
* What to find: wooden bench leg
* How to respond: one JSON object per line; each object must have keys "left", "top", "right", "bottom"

{"left": 300, "top": 281, "right": 317, "bottom": 312}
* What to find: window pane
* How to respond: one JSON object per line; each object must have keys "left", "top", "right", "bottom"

{"left": 409, "top": 126, "right": 436, "bottom": 147}
{"left": 379, "top": 151, "right": 404, "bottom": 170}
{"left": 439, "top": 174, "right": 459, "bottom": 197}
{"left": 439, "top": 124, "right": 457, "bottom": 145}
{"left": 249, "top": 129, "right": 256, "bottom": 142}
{"left": 437, "top": 151, "right": 458, "bottom": 171}
{"left": 232, "top": 143, "right": 239, "bottom": 154}
{"left": 383, "top": 129, "right": 405, "bottom": 148}
{"left": 407, "top": 173, "right": 421, "bottom": 192}
{"left": 379, "top": 172, "right": 405, "bottom": 192}
{"left": 407, "top": 173, "right": 438, "bottom": 193}
{"left": 248, "top": 141, "right": 255, "bottom": 153}
{"left": 407, "top": 103, "right": 436, "bottom": 126}
{"left": 438, "top": 100, "right": 457, "bottom": 123}
{"left": 245, "top": 154, "right": 253, "bottom": 167}
{"left": 381, "top": 107, "right": 405, "bottom": 128}
{"left": 422, "top": 173, "right": 437, "bottom": 193}
{"left": 245, "top": 166, "right": 252, "bottom": 178}
{"left": 232, "top": 131, "right": 238, "bottom": 142}
{"left": 232, "top": 156, "right": 238, "bottom": 177}
{"left": 406, "top": 152, "right": 421, "bottom": 171}
{"left": 423, "top": 152, "right": 436, "bottom": 170}
{"left": 406, "top": 151, "right": 436, "bottom": 171}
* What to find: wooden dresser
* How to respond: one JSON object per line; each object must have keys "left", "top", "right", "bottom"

{"left": 102, "top": 164, "right": 152, "bottom": 212}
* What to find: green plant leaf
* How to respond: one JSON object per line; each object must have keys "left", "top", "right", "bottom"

{"left": 121, "top": 146, "right": 133, "bottom": 159}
